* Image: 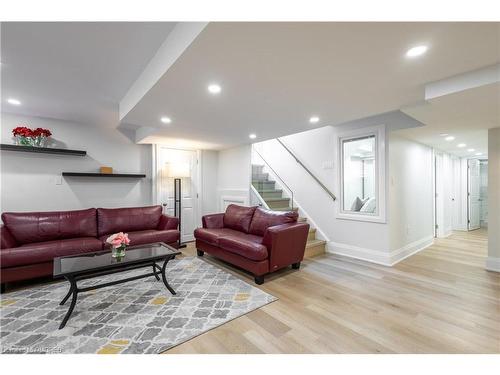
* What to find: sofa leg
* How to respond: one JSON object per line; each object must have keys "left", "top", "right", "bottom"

{"left": 196, "top": 250, "right": 204, "bottom": 257}
{"left": 292, "top": 262, "right": 301, "bottom": 270}
{"left": 254, "top": 275, "right": 264, "bottom": 285}
{"left": 1, "top": 283, "right": 5, "bottom": 294}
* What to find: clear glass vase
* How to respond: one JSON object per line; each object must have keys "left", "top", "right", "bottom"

{"left": 32, "top": 136, "right": 47, "bottom": 147}
{"left": 15, "top": 135, "right": 32, "bottom": 146}
{"left": 111, "top": 245, "right": 126, "bottom": 258}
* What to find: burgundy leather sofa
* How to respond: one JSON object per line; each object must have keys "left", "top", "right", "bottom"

{"left": 0, "top": 205, "right": 179, "bottom": 290}
{"left": 194, "top": 204, "right": 310, "bottom": 284}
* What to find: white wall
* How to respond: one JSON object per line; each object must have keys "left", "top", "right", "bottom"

{"left": 388, "top": 134, "right": 434, "bottom": 260}
{"left": 200, "top": 150, "right": 218, "bottom": 215}
{"left": 486, "top": 127, "right": 500, "bottom": 272}
{"left": 1, "top": 113, "right": 152, "bottom": 213}
{"left": 216, "top": 144, "right": 251, "bottom": 211}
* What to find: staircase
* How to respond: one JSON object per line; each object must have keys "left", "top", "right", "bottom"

{"left": 252, "top": 164, "right": 326, "bottom": 258}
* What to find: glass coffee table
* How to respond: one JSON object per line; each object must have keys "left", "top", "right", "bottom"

{"left": 53, "top": 242, "right": 181, "bottom": 329}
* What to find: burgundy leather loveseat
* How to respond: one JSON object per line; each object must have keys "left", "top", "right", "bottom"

{"left": 0, "top": 205, "right": 179, "bottom": 290}
{"left": 194, "top": 204, "right": 310, "bottom": 284}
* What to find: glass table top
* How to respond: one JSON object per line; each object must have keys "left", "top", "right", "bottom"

{"left": 53, "top": 242, "right": 181, "bottom": 276}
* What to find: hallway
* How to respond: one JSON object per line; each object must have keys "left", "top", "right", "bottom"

{"left": 168, "top": 229, "right": 499, "bottom": 353}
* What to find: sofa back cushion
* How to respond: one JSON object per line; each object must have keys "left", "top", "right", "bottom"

{"left": 223, "top": 204, "right": 257, "bottom": 233}
{"left": 1, "top": 208, "right": 97, "bottom": 245}
{"left": 97, "top": 205, "right": 162, "bottom": 237}
{"left": 248, "top": 207, "right": 298, "bottom": 237}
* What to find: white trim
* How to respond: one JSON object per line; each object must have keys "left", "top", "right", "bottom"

{"left": 326, "top": 235, "right": 434, "bottom": 266}
{"left": 485, "top": 257, "right": 500, "bottom": 273}
{"left": 220, "top": 194, "right": 248, "bottom": 211}
{"left": 335, "top": 124, "right": 387, "bottom": 223}
{"left": 389, "top": 236, "right": 434, "bottom": 265}
{"left": 326, "top": 241, "right": 392, "bottom": 266}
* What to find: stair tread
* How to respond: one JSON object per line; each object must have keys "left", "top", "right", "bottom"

{"left": 257, "top": 189, "right": 283, "bottom": 193}
{"left": 273, "top": 207, "right": 298, "bottom": 212}
{"left": 264, "top": 197, "right": 290, "bottom": 202}
{"left": 306, "top": 239, "right": 326, "bottom": 247}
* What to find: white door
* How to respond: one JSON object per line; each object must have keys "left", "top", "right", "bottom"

{"left": 468, "top": 159, "right": 481, "bottom": 231}
{"left": 156, "top": 147, "right": 198, "bottom": 242}
{"left": 434, "top": 153, "right": 444, "bottom": 237}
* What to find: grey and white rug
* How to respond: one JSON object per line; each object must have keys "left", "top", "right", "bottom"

{"left": 0, "top": 257, "right": 277, "bottom": 354}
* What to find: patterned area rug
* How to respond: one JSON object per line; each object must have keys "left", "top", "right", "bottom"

{"left": 0, "top": 257, "right": 277, "bottom": 354}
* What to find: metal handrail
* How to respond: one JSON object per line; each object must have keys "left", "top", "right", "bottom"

{"left": 276, "top": 138, "right": 337, "bottom": 201}
{"left": 252, "top": 146, "right": 294, "bottom": 209}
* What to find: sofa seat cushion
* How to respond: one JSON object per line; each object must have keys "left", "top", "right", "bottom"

{"left": 218, "top": 236, "right": 268, "bottom": 261}
{"left": 1, "top": 237, "right": 103, "bottom": 268}
{"left": 194, "top": 228, "right": 263, "bottom": 246}
{"left": 194, "top": 228, "right": 238, "bottom": 246}
{"left": 100, "top": 230, "right": 179, "bottom": 248}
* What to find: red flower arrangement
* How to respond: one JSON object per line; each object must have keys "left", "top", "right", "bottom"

{"left": 12, "top": 126, "right": 34, "bottom": 137}
{"left": 12, "top": 125, "right": 52, "bottom": 147}
{"left": 32, "top": 127, "right": 52, "bottom": 137}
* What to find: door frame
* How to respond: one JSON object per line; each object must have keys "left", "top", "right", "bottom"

{"left": 151, "top": 145, "right": 202, "bottom": 241}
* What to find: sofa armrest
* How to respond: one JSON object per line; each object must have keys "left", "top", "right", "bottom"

{"left": 202, "top": 213, "right": 225, "bottom": 229}
{"left": 157, "top": 214, "right": 179, "bottom": 231}
{"left": 1, "top": 225, "right": 18, "bottom": 249}
{"left": 262, "top": 222, "right": 310, "bottom": 272}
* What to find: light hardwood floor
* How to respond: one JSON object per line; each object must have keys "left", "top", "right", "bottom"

{"left": 167, "top": 229, "right": 500, "bottom": 354}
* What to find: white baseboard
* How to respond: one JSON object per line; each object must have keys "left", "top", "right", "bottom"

{"left": 485, "top": 257, "right": 500, "bottom": 272}
{"left": 326, "top": 236, "right": 434, "bottom": 267}
{"left": 388, "top": 236, "right": 434, "bottom": 265}
{"left": 326, "top": 241, "right": 392, "bottom": 266}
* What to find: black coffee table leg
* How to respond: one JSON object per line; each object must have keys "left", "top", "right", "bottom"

{"left": 152, "top": 263, "right": 161, "bottom": 281}
{"left": 59, "top": 282, "right": 74, "bottom": 306}
{"left": 59, "top": 276, "right": 78, "bottom": 329}
{"left": 161, "top": 256, "right": 176, "bottom": 295}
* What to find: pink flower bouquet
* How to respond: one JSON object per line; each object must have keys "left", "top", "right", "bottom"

{"left": 106, "top": 232, "right": 130, "bottom": 257}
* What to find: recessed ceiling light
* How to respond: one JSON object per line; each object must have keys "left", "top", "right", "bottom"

{"left": 467, "top": 148, "right": 475, "bottom": 152}
{"left": 457, "top": 143, "right": 466, "bottom": 148}
{"left": 309, "top": 116, "right": 320, "bottom": 124}
{"left": 406, "top": 45, "right": 428, "bottom": 58}
{"left": 249, "top": 134, "right": 257, "bottom": 139}
{"left": 208, "top": 84, "right": 221, "bottom": 94}
{"left": 160, "top": 117, "right": 172, "bottom": 124}
{"left": 7, "top": 98, "right": 21, "bottom": 106}
{"left": 439, "top": 133, "right": 449, "bottom": 137}
{"left": 475, "top": 152, "right": 483, "bottom": 156}
{"left": 444, "top": 136, "right": 455, "bottom": 141}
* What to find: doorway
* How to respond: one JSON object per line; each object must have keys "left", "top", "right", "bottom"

{"left": 154, "top": 146, "right": 200, "bottom": 243}
{"left": 468, "top": 159, "right": 481, "bottom": 231}
{"left": 434, "top": 152, "right": 454, "bottom": 238}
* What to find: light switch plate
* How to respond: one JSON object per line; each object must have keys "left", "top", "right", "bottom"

{"left": 322, "top": 161, "right": 334, "bottom": 170}
{"left": 55, "top": 176, "right": 63, "bottom": 185}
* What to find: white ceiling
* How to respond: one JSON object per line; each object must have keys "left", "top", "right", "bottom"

{"left": 399, "top": 82, "right": 499, "bottom": 158}
{"left": 121, "top": 22, "right": 500, "bottom": 149}
{"left": 1, "top": 22, "right": 176, "bottom": 125}
{"left": 1, "top": 22, "right": 499, "bottom": 150}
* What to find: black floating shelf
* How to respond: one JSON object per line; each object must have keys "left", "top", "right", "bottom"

{"left": 0, "top": 144, "right": 87, "bottom": 156}
{"left": 62, "top": 172, "right": 146, "bottom": 178}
